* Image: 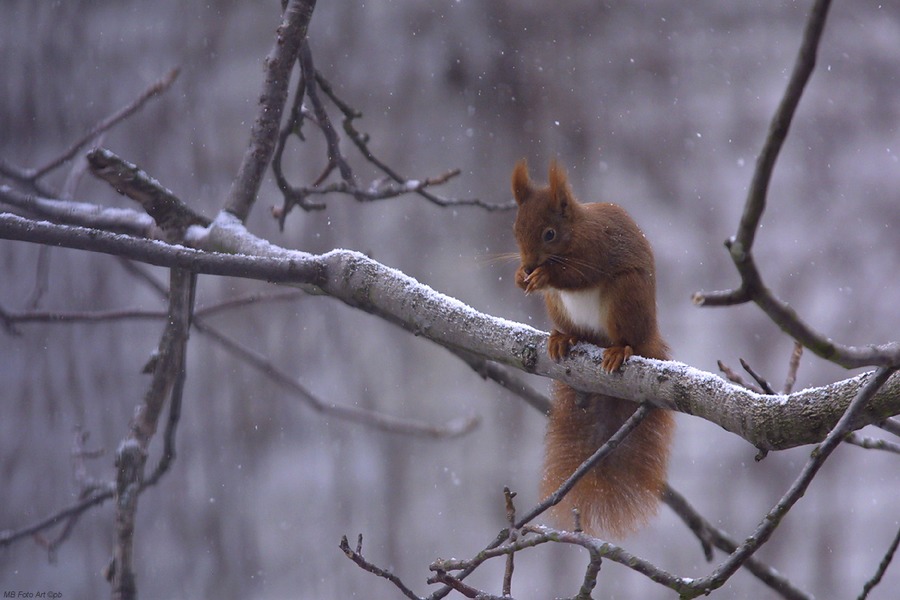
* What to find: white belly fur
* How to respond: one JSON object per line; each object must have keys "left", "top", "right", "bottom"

{"left": 556, "top": 287, "right": 609, "bottom": 336}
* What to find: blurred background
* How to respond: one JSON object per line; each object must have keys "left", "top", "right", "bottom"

{"left": 2, "top": 1, "right": 900, "bottom": 598}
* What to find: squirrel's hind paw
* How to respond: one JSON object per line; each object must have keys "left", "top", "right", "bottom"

{"left": 602, "top": 345, "right": 633, "bottom": 373}
{"left": 548, "top": 329, "right": 579, "bottom": 361}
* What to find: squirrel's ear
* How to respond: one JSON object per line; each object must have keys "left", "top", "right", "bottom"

{"left": 512, "top": 159, "right": 531, "bottom": 205}
{"left": 548, "top": 159, "right": 572, "bottom": 212}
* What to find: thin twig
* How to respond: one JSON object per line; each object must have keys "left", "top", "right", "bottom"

{"left": 270, "top": 63, "right": 514, "bottom": 221}
{"left": 0, "top": 487, "right": 114, "bottom": 549}
{"left": 717, "top": 359, "right": 762, "bottom": 393}
{"left": 662, "top": 485, "right": 812, "bottom": 599}
{"left": 31, "top": 429, "right": 109, "bottom": 562}
{"left": 858, "top": 523, "right": 900, "bottom": 600}
{"left": 740, "top": 358, "right": 775, "bottom": 395}
{"left": 339, "top": 535, "right": 424, "bottom": 600}
{"left": 844, "top": 432, "right": 900, "bottom": 455}
{"left": 1, "top": 290, "right": 305, "bottom": 326}
{"left": 516, "top": 403, "right": 652, "bottom": 529}
{"left": 430, "top": 526, "right": 691, "bottom": 597}
{"left": 451, "top": 348, "right": 552, "bottom": 415}
{"left": 783, "top": 341, "right": 803, "bottom": 394}
{"left": 35, "top": 69, "right": 180, "bottom": 180}
{"left": 503, "top": 487, "right": 517, "bottom": 597}
{"left": 0, "top": 68, "right": 178, "bottom": 198}
{"left": 199, "top": 322, "right": 479, "bottom": 437}
{"left": 319, "top": 68, "right": 512, "bottom": 212}
{"left": 143, "top": 272, "right": 196, "bottom": 488}
{"left": 876, "top": 418, "right": 900, "bottom": 438}
{"left": 299, "top": 38, "right": 354, "bottom": 186}
{"left": 662, "top": 485, "right": 714, "bottom": 561}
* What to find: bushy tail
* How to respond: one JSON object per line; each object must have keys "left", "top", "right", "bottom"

{"left": 540, "top": 381, "right": 674, "bottom": 539}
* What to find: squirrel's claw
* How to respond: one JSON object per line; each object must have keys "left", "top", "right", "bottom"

{"left": 522, "top": 266, "right": 550, "bottom": 295}
{"left": 548, "top": 329, "right": 579, "bottom": 361}
{"left": 602, "top": 345, "right": 633, "bottom": 373}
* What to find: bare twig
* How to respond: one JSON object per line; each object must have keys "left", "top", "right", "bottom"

{"left": 717, "top": 359, "right": 762, "bottom": 393}
{"left": 272, "top": 55, "right": 511, "bottom": 224}
{"left": 299, "top": 38, "right": 354, "bottom": 186}
{"left": 0, "top": 290, "right": 305, "bottom": 326}
{"left": 0, "top": 68, "right": 178, "bottom": 196}
{"left": 30, "top": 429, "right": 109, "bottom": 562}
{"left": 503, "top": 487, "right": 517, "bottom": 597}
{"left": 224, "top": 0, "right": 317, "bottom": 222}
{"left": 858, "top": 523, "right": 900, "bottom": 600}
{"left": 662, "top": 485, "right": 714, "bottom": 561}
{"left": 877, "top": 418, "right": 900, "bottom": 438}
{"left": 515, "top": 403, "right": 652, "bottom": 529}
{"left": 783, "top": 341, "right": 803, "bottom": 394}
{"left": 339, "top": 535, "right": 424, "bottom": 600}
{"left": 270, "top": 58, "right": 328, "bottom": 213}
{"left": 143, "top": 273, "right": 196, "bottom": 488}
{"left": 844, "top": 432, "right": 900, "bottom": 455}
{"left": 662, "top": 485, "right": 811, "bottom": 599}
{"left": 318, "top": 69, "right": 513, "bottom": 212}
{"left": 452, "top": 348, "right": 552, "bottom": 415}
{"left": 198, "top": 322, "right": 479, "bottom": 438}
{"left": 574, "top": 546, "right": 603, "bottom": 600}
{"left": 110, "top": 268, "right": 194, "bottom": 600}
{"left": 0, "top": 487, "right": 114, "bottom": 549}
{"left": 3, "top": 307, "right": 166, "bottom": 324}
{"left": 740, "top": 358, "right": 775, "bottom": 395}
{"left": 36, "top": 69, "right": 180, "bottom": 180}
{"left": 430, "top": 525, "right": 690, "bottom": 596}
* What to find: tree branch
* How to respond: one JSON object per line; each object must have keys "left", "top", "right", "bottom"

{"left": 87, "top": 148, "right": 210, "bottom": 239}
{"left": 109, "top": 268, "right": 194, "bottom": 600}
{"left": 223, "top": 0, "right": 317, "bottom": 222}
{"left": 2, "top": 210, "right": 900, "bottom": 452}
{"left": 0, "top": 68, "right": 179, "bottom": 196}
{"left": 662, "top": 485, "right": 811, "bottom": 599}
{"left": 690, "top": 366, "right": 897, "bottom": 597}
{"left": 692, "top": 0, "right": 900, "bottom": 370}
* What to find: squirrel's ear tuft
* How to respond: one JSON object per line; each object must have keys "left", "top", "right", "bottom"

{"left": 548, "top": 159, "right": 572, "bottom": 212}
{"left": 512, "top": 159, "right": 531, "bottom": 205}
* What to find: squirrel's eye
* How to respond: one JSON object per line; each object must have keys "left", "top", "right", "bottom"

{"left": 542, "top": 228, "right": 556, "bottom": 243}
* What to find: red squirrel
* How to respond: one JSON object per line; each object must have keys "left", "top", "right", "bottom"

{"left": 511, "top": 159, "right": 674, "bottom": 539}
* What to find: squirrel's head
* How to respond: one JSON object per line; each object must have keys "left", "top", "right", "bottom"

{"left": 511, "top": 159, "right": 578, "bottom": 274}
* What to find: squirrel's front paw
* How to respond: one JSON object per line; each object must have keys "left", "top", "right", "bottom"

{"left": 548, "top": 329, "right": 579, "bottom": 361}
{"left": 515, "top": 265, "right": 530, "bottom": 291}
{"left": 601, "top": 345, "right": 633, "bottom": 373}
{"left": 522, "top": 266, "right": 550, "bottom": 295}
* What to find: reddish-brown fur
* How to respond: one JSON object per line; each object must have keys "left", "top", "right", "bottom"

{"left": 512, "top": 159, "right": 674, "bottom": 538}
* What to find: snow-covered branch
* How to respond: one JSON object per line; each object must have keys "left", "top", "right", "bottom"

{"left": 2, "top": 209, "right": 897, "bottom": 452}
